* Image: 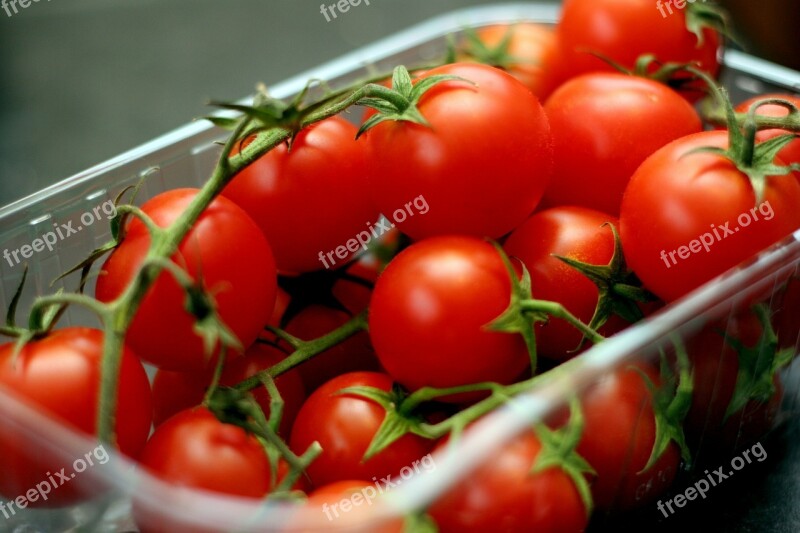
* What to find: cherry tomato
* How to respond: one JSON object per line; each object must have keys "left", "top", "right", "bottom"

{"left": 685, "top": 311, "right": 783, "bottom": 455}
{"left": 95, "top": 188, "right": 277, "bottom": 372}
{"left": 222, "top": 117, "right": 378, "bottom": 274}
{"left": 363, "top": 63, "right": 553, "bottom": 240}
{"left": 289, "top": 480, "right": 404, "bottom": 532}
{"left": 369, "top": 236, "right": 530, "bottom": 394}
{"left": 504, "top": 207, "right": 631, "bottom": 361}
{"left": 0, "top": 328, "right": 152, "bottom": 506}
{"left": 620, "top": 130, "right": 800, "bottom": 302}
{"left": 471, "top": 23, "right": 561, "bottom": 101}
{"left": 289, "top": 372, "right": 432, "bottom": 488}
{"left": 542, "top": 73, "right": 702, "bottom": 215}
{"left": 556, "top": 0, "right": 721, "bottom": 100}
{"left": 429, "top": 431, "right": 588, "bottom": 532}
{"left": 577, "top": 364, "right": 679, "bottom": 510}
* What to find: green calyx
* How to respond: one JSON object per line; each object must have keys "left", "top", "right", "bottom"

{"left": 555, "top": 223, "right": 657, "bottom": 350}
{"left": 532, "top": 397, "right": 596, "bottom": 516}
{"left": 634, "top": 339, "right": 694, "bottom": 472}
{"left": 457, "top": 26, "right": 527, "bottom": 71}
{"left": 685, "top": 1, "right": 736, "bottom": 48}
{"left": 686, "top": 68, "right": 800, "bottom": 206}
{"left": 722, "top": 304, "right": 794, "bottom": 420}
{"left": 487, "top": 242, "right": 605, "bottom": 372}
{"left": 355, "top": 65, "right": 473, "bottom": 137}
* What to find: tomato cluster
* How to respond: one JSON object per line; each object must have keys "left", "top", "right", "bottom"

{"left": 1, "top": 1, "right": 799, "bottom": 531}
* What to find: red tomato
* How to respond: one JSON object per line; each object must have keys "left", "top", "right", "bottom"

{"left": 620, "top": 131, "right": 800, "bottom": 302}
{"left": 95, "top": 188, "right": 277, "bottom": 372}
{"left": 363, "top": 63, "right": 553, "bottom": 240}
{"left": 290, "top": 480, "right": 404, "bottom": 532}
{"left": 685, "top": 311, "right": 783, "bottom": 454}
{"left": 504, "top": 207, "right": 631, "bottom": 361}
{"left": 556, "top": 0, "right": 721, "bottom": 100}
{"left": 0, "top": 328, "right": 152, "bottom": 506}
{"left": 152, "top": 342, "right": 305, "bottom": 437}
{"left": 472, "top": 23, "right": 561, "bottom": 101}
{"left": 429, "top": 431, "right": 588, "bottom": 532}
{"left": 284, "top": 304, "right": 380, "bottom": 392}
{"left": 734, "top": 94, "right": 800, "bottom": 174}
{"left": 542, "top": 73, "right": 702, "bottom": 215}
{"left": 369, "top": 236, "right": 530, "bottom": 394}
{"left": 577, "top": 364, "right": 679, "bottom": 510}
{"left": 138, "top": 407, "right": 278, "bottom": 497}
{"left": 289, "top": 372, "right": 432, "bottom": 488}
{"left": 222, "top": 117, "right": 378, "bottom": 274}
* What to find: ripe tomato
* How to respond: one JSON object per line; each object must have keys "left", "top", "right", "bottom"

{"left": 283, "top": 304, "right": 380, "bottom": 392}
{"left": 429, "top": 431, "right": 588, "bottom": 532}
{"left": 369, "top": 236, "right": 530, "bottom": 393}
{"left": 577, "top": 364, "right": 679, "bottom": 510}
{"left": 134, "top": 407, "right": 291, "bottom": 533}
{"left": 542, "top": 73, "right": 702, "bottom": 215}
{"left": 620, "top": 131, "right": 800, "bottom": 302}
{"left": 734, "top": 94, "right": 800, "bottom": 173}
{"left": 363, "top": 63, "right": 553, "bottom": 240}
{"left": 556, "top": 0, "right": 721, "bottom": 100}
{"left": 470, "top": 23, "right": 561, "bottom": 101}
{"left": 222, "top": 117, "right": 378, "bottom": 274}
{"left": 95, "top": 188, "right": 277, "bottom": 372}
{"left": 685, "top": 311, "right": 783, "bottom": 455}
{"left": 503, "top": 207, "right": 631, "bottom": 361}
{"left": 0, "top": 328, "right": 152, "bottom": 506}
{"left": 152, "top": 342, "right": 305, "bottom": 437}
{"left": 289, "top": 372, "right": 432, "bottom": 488}
{"left": 289, "top": 480, "right": 404, "bottom": 532}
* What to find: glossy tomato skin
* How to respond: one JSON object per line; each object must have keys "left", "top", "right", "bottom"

{"left": 620, "top": 131, "right": 800, "bottom": 302}
{"left": 504, "top": 207, "right": 631, "bottom": 361}
{"left": 474, "top": 24, "right": 561, "bottom": 101}
{"left": 363, "top": 63, "right": 553, "bottom": 240}
{"left": 151, "top": 342, "right": 305, "bottom": 436}
{"left": 369, "top": 236, "right": 530, "bottom": 394}
{"left": 284, "top": 305, "right": 380, "bottom": 392}
{"left": 138, "top": 407, "right": 277, "bottom": 497}
{"left": 542, "top": 73, "right": 702, "bottom": 215}
{"left": 577, "top": 364, "right": 679, "bottom": 511}
{"left": 556, "top": 0, "right": 720, "bottom": 100}
{"left": 222, "top": 117, "right": 378, "bottom": 274}
{"left": 734, "top": 94, "right": 800, "bottom": 174}
{"left": 0, "top": 328, "right": 152, "bottom": 506}
{"left": 95, "top": 188, "right": 277, "bottom": 372}
{"left": 429, "top": 432, "right": 588, "bottom": 532}
{"left": 289, "top": 372, "right": 432, "bottom": 488}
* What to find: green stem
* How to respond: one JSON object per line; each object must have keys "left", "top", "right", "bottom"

{"left": 234, "top": 311, "right": 368, "bottom": 391}
{"left": 521, "top": 300, "right": 606, "bottom": 345}
{"left": 28, "top": 293, "right": 110, "bottom": 330}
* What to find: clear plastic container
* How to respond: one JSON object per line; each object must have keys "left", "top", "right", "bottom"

{"left": 1, "top": 3, "right": 799, "bottom": 531}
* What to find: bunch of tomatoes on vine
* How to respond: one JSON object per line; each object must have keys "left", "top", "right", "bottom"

{"left": 1, "top": 0, "right": 799, "bottom": 531}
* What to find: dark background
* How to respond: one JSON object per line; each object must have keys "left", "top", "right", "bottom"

{"left": 0, "top": 1, "right": 798, "bottom": 531}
